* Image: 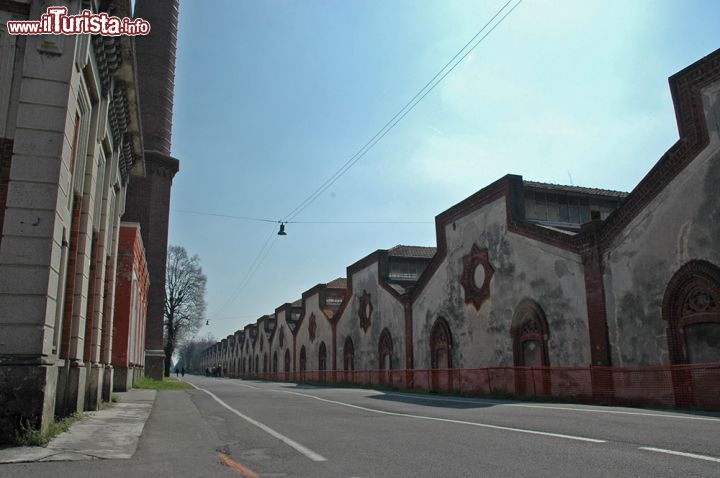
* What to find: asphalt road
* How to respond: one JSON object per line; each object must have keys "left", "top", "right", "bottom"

{"left": 4, "top": 375, "right": 720, "bottom": 477}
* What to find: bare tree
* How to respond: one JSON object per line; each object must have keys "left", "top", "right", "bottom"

{"left": 164, "top": 245, "right": 207, "bottom": 377}
{"left": 178, "top": 333, "right": 216, "bottom": 373}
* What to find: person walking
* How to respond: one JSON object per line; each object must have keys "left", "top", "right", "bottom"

{"left": 175, "top": 365, "right": 180, "bottom": 377}
{"left": 181, "top": 367, "right": 185, "bottom": 377}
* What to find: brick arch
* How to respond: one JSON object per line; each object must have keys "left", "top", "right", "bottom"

{"left": 378, "top": 328, "right": 393, "bottom": 370}
{"left": 430, "top": 317, "right": 453, "bottom": 369}
{"left": 343, "top": 337, "right": 355, "bottom": 371}
{"left": 511, "top": 299, "right": 550, "bottom": 367}
{"left": 662, "top": 260, "right": 720, "bottom": 365}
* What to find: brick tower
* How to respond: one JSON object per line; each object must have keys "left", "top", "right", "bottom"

{"left": 124, "top": 0, "right": 181, "bottom": 379}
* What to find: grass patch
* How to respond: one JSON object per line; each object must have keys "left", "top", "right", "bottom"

{"left": 15, "top": 412, "right": 87, "bottom": 447}
{"left": 133, "top": 376, "right": 193, "bottom": 391}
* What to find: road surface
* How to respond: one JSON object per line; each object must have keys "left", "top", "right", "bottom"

{"left": 4, "top": 375, "right": 719, "bottom": 477}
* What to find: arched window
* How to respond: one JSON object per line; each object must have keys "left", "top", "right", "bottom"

{"left": 248, "top": 356, "right": 252, "bottom": 374}
{"left": 663, "top": 260, "right": 720, "bottom": 364}
{"left": 378, "top": 328, "right": 393, "bottom": 370}
{"left": 255, "top": 355, "right": 259, "bottom": 374}
{"left": 318, "top": 342, "right": 327, "bottom": 371}
{"left": 272, "top": 351, "right": 278, "bottom": 373}
{"left": 343, "top": 337, "right": 355, "bottom": 371}
{"left": 284, "top": 349, "right": 291, "bottom": 372}
{"left": 242, "top": 357, "right": 246, "bottom": 374}
{"left": 430, "top": 318, "right": 453, "bottom": 369}
{"left": 263, "top": 353, "right": 268, "bottom": 373}
{"left": 511, "top": 299, "right": 550, "bottom": 367}
{"left": 299, "top": 346, "right": 307, "bottom": 372}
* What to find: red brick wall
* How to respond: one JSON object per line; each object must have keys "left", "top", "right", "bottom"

{"left": 112, "top": 225, "right": 149, "bottom": 368}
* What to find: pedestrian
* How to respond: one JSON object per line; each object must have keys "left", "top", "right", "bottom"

{"left": 181, "top": 367, "right": 185, "bottom": 377}
{"left": 176, "top": 365, "right": 180, "bottom": 377}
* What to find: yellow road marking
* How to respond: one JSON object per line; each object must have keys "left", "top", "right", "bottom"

{"left": 218, "top": 452, "right": 260, "bottom": 478}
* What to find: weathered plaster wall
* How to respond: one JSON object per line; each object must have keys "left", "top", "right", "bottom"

{"left": 413, "top": 197, "right": 590, "bottom": 369}
{"left": 335, "top": 262, "right": 406, "bottom": 370}
{"left": 603, "top": 80, "right": 720, "bottom": 367}
{"left": 294, "top": 294, "right": 333, "bottom": 371}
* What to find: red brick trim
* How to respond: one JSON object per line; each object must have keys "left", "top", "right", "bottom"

{"left": 460, "top": 244, "right": 495, "bottom": 311}
{"left": 60, "top": 194, "right": 83, "bottom": 360}
{"left": 595, "top": 49, "right": 720, "bottom": 249}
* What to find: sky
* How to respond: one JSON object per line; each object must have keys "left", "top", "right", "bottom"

{"left": 168, "top": 0, "right": 720, "bottom": 342}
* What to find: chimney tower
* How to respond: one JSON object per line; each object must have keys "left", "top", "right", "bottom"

{"left": 125, "top": 0, "right": 181, "bottom": 379}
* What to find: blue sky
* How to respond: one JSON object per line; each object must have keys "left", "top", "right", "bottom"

{"left": 168, "top": 0, "right": 720, "bottom": 341}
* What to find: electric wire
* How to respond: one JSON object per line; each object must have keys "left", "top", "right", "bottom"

{"left": 282, "top": 0, "right": 522, "bottom": 223}
{"left": 173, "top": 208, "right": 431, "bottom": 224}
{"left": 205, "top": 1, "right": 522, "bottom": 328}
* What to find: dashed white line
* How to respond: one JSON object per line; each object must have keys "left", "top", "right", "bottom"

{"left": 187, "top": 382, "right": 327, "bottom": 462}
{"left": 226, "top": 380, "right": 606, "bottom": 443}
{"left": 639, "top": 447, "right": 720, "bottom": 463}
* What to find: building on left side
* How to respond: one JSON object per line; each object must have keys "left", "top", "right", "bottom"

{"left": 0, "top": 0, "right": 145, "bottom": 442}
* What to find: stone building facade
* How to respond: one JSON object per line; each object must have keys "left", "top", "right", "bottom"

{"left": 0, "top": 0, "right": 146, "bottom": 441}
{"left": 202, "top": 49, "right": 720, "bottom": 385}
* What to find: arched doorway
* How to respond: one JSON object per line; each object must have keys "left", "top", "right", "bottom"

{"left": 284, "top": 349, "right": 291, "bottom": 374}
{"left": 255, "top": 355, "right": 259, "bottom": 374}
{"left": 430, "top": 318, "right": 453, "bottom": 391}
{"left": 430, "top": 317, "right": 453, "bottom": 369}
{"left": 272, "top": 351, "right": 278, "bottom": 373}
{"left": 378, "top": 328, "right": 393, "bottom": 370}
{"left": 343, "top": 337, "right": 355, "bottom": 371}
{"left": 299, "top": 346, "right": 307, "bottom": 374}
{"left": 263, "top": 353, "right": 268, "bottom": 373}
{"left": 511, "top": 299, "right": 550, "bottom": 396}
{"left": 318, "top": 342, "right": 327, "bottom": 381}
{"left": 663, "top": 260, "right": 720, "bottom": 364}
{"left": 511, "top": 299, "right": 550, "bottom": 367}
{"left": 318, "top": 342, "right": 327, "bottom": 371}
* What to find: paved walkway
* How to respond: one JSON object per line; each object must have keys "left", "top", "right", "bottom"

{"left": 0, "top": 389, "right": 156, "bottom": 463}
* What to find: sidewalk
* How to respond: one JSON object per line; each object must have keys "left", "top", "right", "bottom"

{"left": 0, "top": 389, "right": 156, "bottom": 463}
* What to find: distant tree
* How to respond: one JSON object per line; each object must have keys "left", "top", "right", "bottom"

{"left": 164, "top": 245, "right": 207, "bottom": 377}
{"left": 178, "top": 333, "right": 216, "bottom": 374}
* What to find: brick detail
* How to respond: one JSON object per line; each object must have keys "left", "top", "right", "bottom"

{"left": 83, "top": 232, "right": 100, "bottom": 363}
{"left": 582, "top": 246, "right": 611, "bottom": 367}
{"left": 134, "top": 0, "right": 180, "bottom": 155}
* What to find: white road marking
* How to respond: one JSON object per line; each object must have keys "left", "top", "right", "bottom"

{"left": 226, "top": 380, "right": 605, "bottom": 443}
{"left": 639, "top": 447, "right": 720, "bottom": 463}
{"left": 378, "top": 392, "right": 720, "bottom": 423}
{"left": 187, "top": 382, "right": 327, "bottom": 462}
{"left": 233, "top": 380, "right": 720, "bottom": 423}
